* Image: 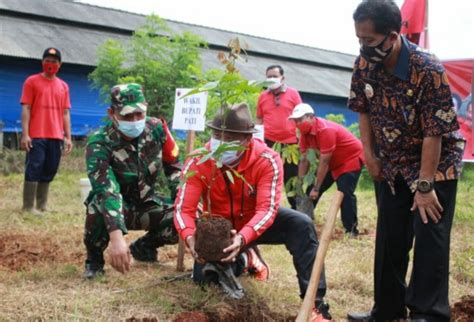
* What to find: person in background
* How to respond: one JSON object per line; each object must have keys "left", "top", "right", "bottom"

{"left": 256, "top": 65, "right": 302, "bottom": 209}
{"left": 347, "top": 1, "right": 465, "bottom": 321}
{"left": 20, "top": 47, "right": 73, "bottom": 214}
{"left": 289, "top": 103, "right": 364, "bottom": 236}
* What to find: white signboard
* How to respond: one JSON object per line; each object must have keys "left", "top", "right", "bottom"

{"left": 172, "top": 88, "right": 208, "bottom": 131}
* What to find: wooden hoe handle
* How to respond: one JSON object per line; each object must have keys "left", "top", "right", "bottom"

{"left": 296, "top": 191, "right": 344, "bottom": 322}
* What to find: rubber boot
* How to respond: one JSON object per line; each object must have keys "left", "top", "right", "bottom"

{"left": 84, "top": 249, "right": 105, "bottom": 279}
{"left": 36, "top": 182, "right": 50, "bottom": 212}
{"left": 22, "top": 181, "right": 40, "bottom": 215}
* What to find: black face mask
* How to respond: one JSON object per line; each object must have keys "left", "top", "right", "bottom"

{"left": 360, "top": 34, "right": 393, "bottom": 64}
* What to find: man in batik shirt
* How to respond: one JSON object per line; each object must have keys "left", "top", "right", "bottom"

{"left": 346, "top": 2, "right": 465, "bottom": 322}
{"left": 83, "top": 83, "right": 180, "bottom": 278}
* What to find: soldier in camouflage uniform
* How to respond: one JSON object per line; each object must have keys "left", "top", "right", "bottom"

{"left": 83, "top": 83, "right": 181, "bottom": 278}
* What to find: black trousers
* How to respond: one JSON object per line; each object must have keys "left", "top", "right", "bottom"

{"left": 308, "top": 170, "right": 361, "bottom": 233}
{"left": 265, "top": 139, "right": 299, "bottom": 209}
{"left": 193, "top": 207, "right": 326, "bottom": 299}
{"left": 25, "top": 138, "right": 62, "bottom": 182}
{"left": 371, "top": 176, "right": 457, "bottom": 321}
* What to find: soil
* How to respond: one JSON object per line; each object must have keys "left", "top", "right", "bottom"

{"left": 0, "top": 231, "right": 179, "bottom": 272}
{"left": 172, "top": 311, "right": 209, "bottom": 322}
{"left": 195, "top": 216, "right": 233, "bottom": 262}
{"left": 173, "top": 297, "right": 295, "bottom": 322}
{"left": 125, "top": 318, "right": 159, "bottom": 322}
{"left": 451, "top": 295, "right": 474, "bottom": 321}
{"left": 171, "top": 294, "right": 474, "bottom": 322}
{"left": 0, "top": 232, "right": 83, "bottom": 271}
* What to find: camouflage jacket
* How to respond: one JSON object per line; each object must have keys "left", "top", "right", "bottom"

{"left": 85, "top": 117, "right": 180, "bottom": 233}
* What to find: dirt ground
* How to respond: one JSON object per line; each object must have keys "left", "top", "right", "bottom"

{"left": 0, "top": 232, "right": 83, "bottom": 271}
{"left": 0, "top": 230, "right": 290, "bottom": 321}
{"left": 451, "top": 295, "right": 474, "bottom": 321}
{"left": 170, "top": 294, "right": 474, "bottom": 322}
{"left": 2, "top": 230, "right": 471, "bottom": 321}
{"left": 172, "top": 297, "right": 295, "bottom": 322}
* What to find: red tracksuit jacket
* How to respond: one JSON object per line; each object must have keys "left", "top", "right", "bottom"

{"left": 174, "top": 138, "right": 283, "bottom": 245}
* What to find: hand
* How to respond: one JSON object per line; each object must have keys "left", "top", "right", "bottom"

{"left": 411, "top": 190, "right": 444, "bottom": 224}
{"left": 63, "top": 137, "right": 73, "bottom": 155}
{"left": 20, "top": 134, "right": 33, "bottom": 152}
{"left": 309, "top": 188, "right": 320, "bottom": 200}
{"left": 107, "top": 230, "right": 131, "bottom": 274}
{"left": 365, "top": 156, "right": 383, "bottom": 181}
{"left": 186, "top": 235, "right": 205, "bottom": 263}
{"left": 222, "top": 230, "right": 243, "bottom": 263}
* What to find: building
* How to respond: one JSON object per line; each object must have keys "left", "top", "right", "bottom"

{"left": 0, "top": 0, "right": 357, "bottom": 146}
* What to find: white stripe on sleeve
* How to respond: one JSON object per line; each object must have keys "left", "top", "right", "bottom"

{"left": 253, "top": 152, "right": 279, "bottom": 231}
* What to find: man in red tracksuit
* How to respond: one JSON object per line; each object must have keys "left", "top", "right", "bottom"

{"left": 174, "top": 103, "right": 333, "bottom": 321}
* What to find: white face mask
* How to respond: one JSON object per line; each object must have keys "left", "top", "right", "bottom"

{"left": 210, "top": 137, "right": 241, "bottom": 165}
{"left": 266, "top": 77, "right": 282, "bottom": 90}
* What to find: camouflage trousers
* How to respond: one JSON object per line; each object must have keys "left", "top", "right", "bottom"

{"left": 84, "top": 200, "right": 178, "bottom": 254}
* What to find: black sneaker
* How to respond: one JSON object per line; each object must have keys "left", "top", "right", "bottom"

{"left": 84, "top": 262, "right": 105, "bottom": 279}
{"left": 129, "top": 239, "right": 157, "bottom": 262}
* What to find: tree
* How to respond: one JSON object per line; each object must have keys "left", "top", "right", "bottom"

{"left": 325, "top": 113, "right": 360, "bottom": 138}
{"left": 89, "top": 15, "right": 205, "bottom": 120}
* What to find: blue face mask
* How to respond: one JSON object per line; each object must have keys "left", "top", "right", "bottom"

{"left": 116, "top": 118, "right": 146, "bottom": 138}
{"left": 210, "top": 137, "right": 241, "bottom": 165}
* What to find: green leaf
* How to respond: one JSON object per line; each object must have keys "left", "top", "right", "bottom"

{"left": 197, "top": 152, "right": 214, "bottom": 165}
{"left": 188, "top": 147, "right": 208, "bottom": 158}
{"left": 325, "top": 113, "right": 346, "bottom": 125}
{"left": 272, "top": 142, "right": 282, "bottom": 153}
{"left": 178, "top": 170, "right": 196, "bottom": 188}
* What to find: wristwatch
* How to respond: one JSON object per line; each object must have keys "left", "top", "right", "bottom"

{"left": 416, "top": 179, "right": 434, "bottom": 193}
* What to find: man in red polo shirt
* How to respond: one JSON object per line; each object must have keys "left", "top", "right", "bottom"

{"left": 256, "top": 65, "right": 302, "bottom": 209}
{"left": 290, "top": 103, "right": 364, "bottom": 236}
{"left": 20, "top": 47, "right": 73, "bottom": 214}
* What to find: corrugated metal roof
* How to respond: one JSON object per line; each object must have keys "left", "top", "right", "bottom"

{"left": 0, "top": 0, "right": 356, "bottom": 97}
{"left": 0, "top": 0, "right": 356, "bottom": 68}
{"left": 0, "top": 15, "right": 131, "bottom": 65}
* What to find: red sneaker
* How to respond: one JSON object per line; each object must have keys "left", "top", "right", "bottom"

{"left": 245, "top": 246, "right": 270, "bottom": 281}
{"left": 310, "top": 301, "right": 332, "bottom": 322}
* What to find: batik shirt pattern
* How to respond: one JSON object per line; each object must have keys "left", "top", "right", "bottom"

{"left": 348, "top": 37, "right": 464, "bottom": 193}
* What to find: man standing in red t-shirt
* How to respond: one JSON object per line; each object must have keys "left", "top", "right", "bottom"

{"left": 20, "top": 47, "right": 73, "bottom": 214}
{"left": 256, "top": 65, "right": 302, "bottom": 209}
{"left": 290, "top": 103, "right": 364, "bottom": 236}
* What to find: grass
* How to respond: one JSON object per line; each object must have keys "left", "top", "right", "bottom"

{"left": 0, "top": 152, "right": 473, "bottom": 320}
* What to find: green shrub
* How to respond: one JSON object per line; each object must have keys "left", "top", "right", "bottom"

{"left": 460, "top": 162, "right": 474, "bottom": 183}
{"left": 357, "top": 167, "right": 375, "bottom": 191}
{"left": 89, "top": 15, "right": 205, "bottom": 120}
